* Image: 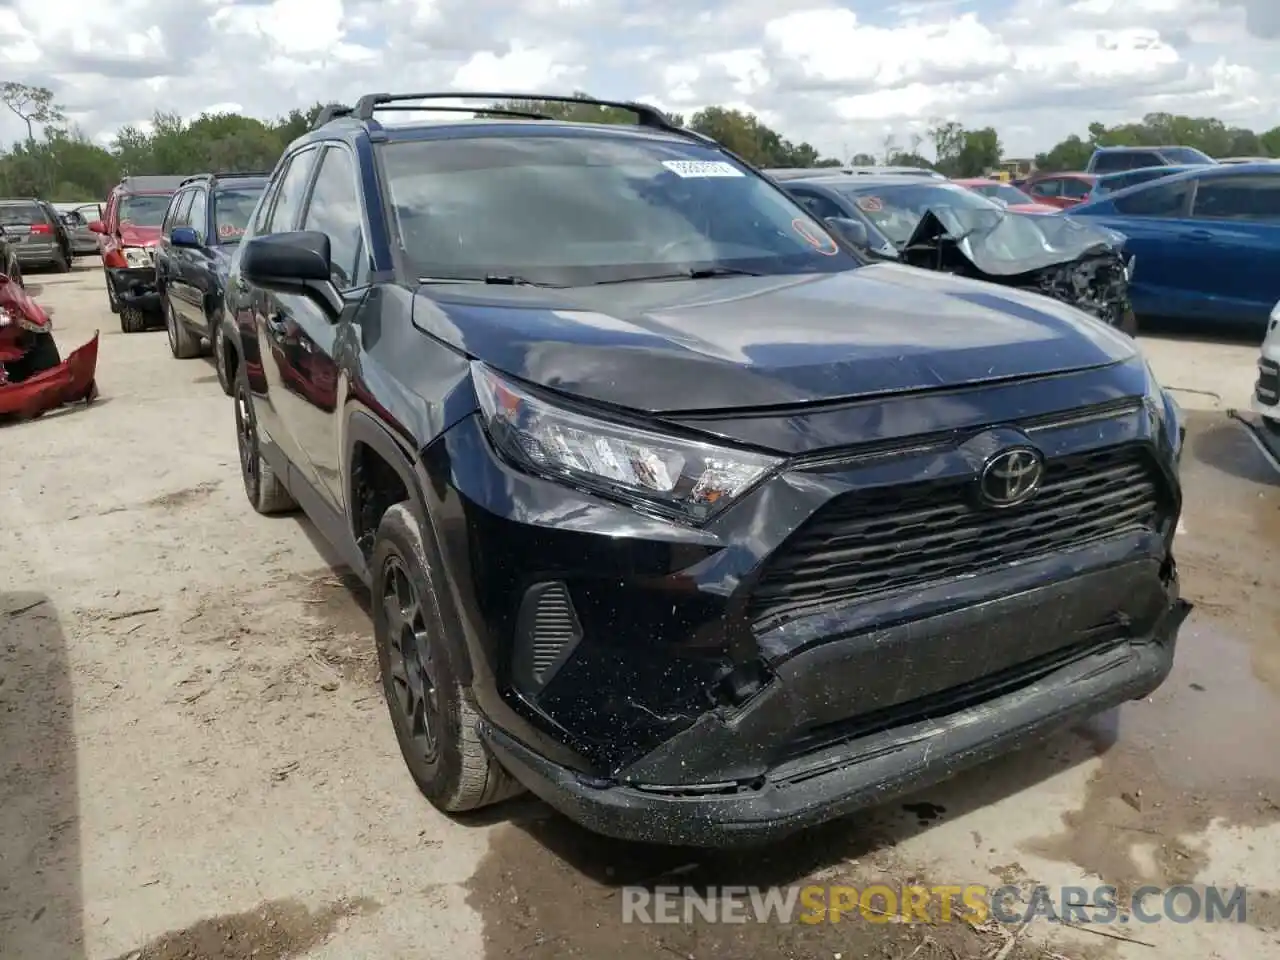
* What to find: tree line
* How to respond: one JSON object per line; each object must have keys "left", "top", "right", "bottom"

{"left": 2, "top": 80, "right": 1278, "bottom": 202}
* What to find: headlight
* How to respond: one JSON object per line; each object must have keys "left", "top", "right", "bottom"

{"left": 472, "top": 362, "right": 783, "bottom": 521}
{"left": 123, "top": 246, "right": 153, "bottom": 268}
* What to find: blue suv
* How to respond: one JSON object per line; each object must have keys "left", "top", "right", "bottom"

{"left": 223, "top": 91, "right": 1189, "bottom": 846}
{"left": 156, "top": 171, "right": 269, "bottom": 393}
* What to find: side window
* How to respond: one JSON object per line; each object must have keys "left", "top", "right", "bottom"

{"left": 187, "top": 189, "right": 208, "bottom": 243}
{"left": 300, "top": 146, "right": 367, "bottom": 290}
{"left": 788, "top": 189, "right": 844, "bottom": 222}
{"left": 1191, "top": 175, "right": 1280, "bottom": 221}
{"left": 265, "top": 147, "right": 320, "bottom": 233}
{"left": 1130, "top": 152, "right": 1162, "bottom": 169}
{"left": 1032, "top": 178, "right": 1061, "bottom": 197}
{"left": 1061, "top": 178, "right": 1091, "bottom": 199}
{"left": 252, "top": 177, "right": 282, "bottom": 235}
{"left": 162, "top": 190, "right": 187, "bottom": 235}
{"left": 1114, "top": 180, "right": 1192, "bottom": 217}
{"left": 1091, "top": 153, "right": 1127, "bottom": 174}
{"left": 167, "top": 190, "right": 195, "bottom": 234}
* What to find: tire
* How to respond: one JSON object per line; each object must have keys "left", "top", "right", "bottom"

{"left": 105, "top": 271, "right": 120, "bottom": 314}
{"left": 233, "top": 368, "right": 296, "bottom": 514}
{"left": 4, "top": 332, "right": 61, "bottom": 382}
{"left": 52, "top": 248, "right": 71, "bottom": 273}
{"left": 120, "top": 305, "right": 147, "bottom": 333}
{"left": 165, "top": 294, "right": 202, "bottom": 359}
{"left": 372, "top": 503, "right": 521, "bottom": 813}
{"left": 211, "top": 312, "right": 233, "bottom": 397}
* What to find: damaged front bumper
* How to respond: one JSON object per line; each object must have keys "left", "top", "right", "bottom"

{"left": 483, "top": 576, "right": 1189, "bottom": 847}
{"left": 425, "top": 387, "right": 1187, "bottom": 847}
{"left": 107, "top": 266, "right": 161, "bottom": 312}
{"left": 0, "top": 332, "right": 99, "bottom": 417}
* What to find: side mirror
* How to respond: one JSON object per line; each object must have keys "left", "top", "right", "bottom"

{"left": 824, "top": 216, "right": 869, "bottom": 248}
{"left": 240, "top": 231, "right": 342, "bottom": 317}
{"left": 88, "top": 220, "right": 106, "bottom": 235}
{"left": 170, "top": 226, "right": 200, "bottom": 247}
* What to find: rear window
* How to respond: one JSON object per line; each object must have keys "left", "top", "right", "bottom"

{"left": 118, "top": 193, "right": 173, "bottom": 227}
{"left": 0, "top": 202, "right": 45, "bottom": 225}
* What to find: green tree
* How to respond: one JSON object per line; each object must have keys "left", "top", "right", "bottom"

{"left": 1033, "top": 134, "right": 1093, "bottom": 172}
{"left": 0, "top": 82, "right": 64, "bottom": 144}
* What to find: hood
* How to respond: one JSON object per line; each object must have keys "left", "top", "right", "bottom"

{"left": 119, "top": 224, "right": 161, "bottom": 247}
{"left": 413, "top": 264, "right": 1136, "bottom": 414}
{"left": 904, "top": 207, "right": 1125, "bottom": 278}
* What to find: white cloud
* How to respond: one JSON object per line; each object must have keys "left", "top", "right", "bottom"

{"left": 0, "top": 0, "right": 1275, "bottom": 161}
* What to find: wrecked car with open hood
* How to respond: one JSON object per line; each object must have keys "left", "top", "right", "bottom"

{"left": 228, "top": 93, "right": 1189, "bottom": 847}
{"left": 0, "top": 274, "right": 98, "bottom": 420}
{"left": 900, "top": 204, "right": 1137, "bottom": 335}
{"left": 779, "top": 174, "right": 1137, "bottom": 335}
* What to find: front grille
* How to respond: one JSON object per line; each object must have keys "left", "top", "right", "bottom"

{"left": 1256, "top": 359, "right": 1278, "bottom": 405}
{"left": 747, "top": 445, "right": 1161, "bottom": 628}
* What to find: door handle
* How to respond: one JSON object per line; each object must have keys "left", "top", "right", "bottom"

{"left": 1182, "top": 229, "right": 1212, "bottom": 241}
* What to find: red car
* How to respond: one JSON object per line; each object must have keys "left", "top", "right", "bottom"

{"left": 90, "top": 175, "right": 187, "bottom": 333}
{"left": 1021, "top": 172, "right": 1097, "bottom": 209}
{"left": 951, "top": 178, "right": 1059, "bottom": 213}
{"left": 0, "top": 273, "right": 98, "bottom": 419}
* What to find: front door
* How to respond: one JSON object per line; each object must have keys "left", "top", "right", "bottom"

{"left": 248, "top": 145, "right": 321, "bottom": 472}
{"left": 278, "top": 144, "right": 373, "bottom": 511}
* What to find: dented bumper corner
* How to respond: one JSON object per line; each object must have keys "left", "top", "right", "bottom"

{"left": 0, "top": 332, "right": 99, "bottom": 418}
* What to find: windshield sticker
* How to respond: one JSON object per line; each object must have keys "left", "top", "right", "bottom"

{"left": 856, "top": 196, "right": 883, "bottom": 212}
{"left": 790, "top": 218, "right": 839, "bottom": 256}
{"left": 661, "top": 160, "right": 744, "bottom": 178}
{"left": 217, "top": 223, "right": 243, "bottom": 239}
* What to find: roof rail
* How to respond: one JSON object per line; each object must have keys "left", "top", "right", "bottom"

{"left": 350, "top": 91, "right": 684, "bottom": 134}
{"left": 312, "top": 103, "right": 353, "bottom": 129}
{"left": 373, "top": 104, "right": 555, "bottom": 121}
{"left": 178, "top": 171, "right": 270, "bottom": 187}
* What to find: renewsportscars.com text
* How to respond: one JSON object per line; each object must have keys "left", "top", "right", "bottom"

{"left": 621, "top": 884, "right": 1249, "bottom": 926}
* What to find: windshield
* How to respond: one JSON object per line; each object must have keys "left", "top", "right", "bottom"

{"left": 1163, "top": 147, "right": 1214, "bottom": 165}
{"left": 380, "top": 134, "right": 857, "bottom": 285}
{"left": 834, "top": 182, "right": 998, "bottom": 246}
{"left": 0, "top": 203, "right": 43, "bottom": 226}
{"left": 973, "top": 183, "right": 1036, "bottom": 206}
{"left": 213, "top": 186, "right": 264, "bottom": 243}
{"left": 119, "top": 193, "right": 172, "bottom": 227}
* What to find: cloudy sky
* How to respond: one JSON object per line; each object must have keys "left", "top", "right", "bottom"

{"left": 0, "top": 0, "right": 1276, "bottom": 160}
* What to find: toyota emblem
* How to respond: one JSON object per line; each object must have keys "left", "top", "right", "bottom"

{"left": 979, "top": 448, "right": 1044, "bottom": 507}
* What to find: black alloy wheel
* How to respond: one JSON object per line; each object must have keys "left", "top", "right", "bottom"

{"left": 381, "top": 555, "right": 441, "bottom": 766}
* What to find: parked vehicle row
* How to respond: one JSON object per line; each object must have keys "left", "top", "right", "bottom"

{"left": 127, "top": 91, "right": 1190, "bottom": 847}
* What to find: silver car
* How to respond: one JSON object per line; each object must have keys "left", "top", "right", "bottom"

{"left": 0, "top": 199, "right": 73, "bottom": 272}
{"left": 58, "top": 204, "right": 102, "bottom": 256}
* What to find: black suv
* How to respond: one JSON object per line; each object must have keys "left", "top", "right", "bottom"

{"left": 225, "top": 92, "right": 1190, "bottom": 846}
{"left": 156, "top": 172, "right": 269, "bottom": 394}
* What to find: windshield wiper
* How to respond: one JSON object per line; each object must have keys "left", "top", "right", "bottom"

{"left": 417, "top": 274, "right": 560, "bottom": 287}
{"left": 589, "top": 266, "right": 763, "bottom": 286}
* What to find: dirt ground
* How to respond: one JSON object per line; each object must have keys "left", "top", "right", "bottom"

{"left": 3, "top": 260, "right": 1279, "bottom": 960}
